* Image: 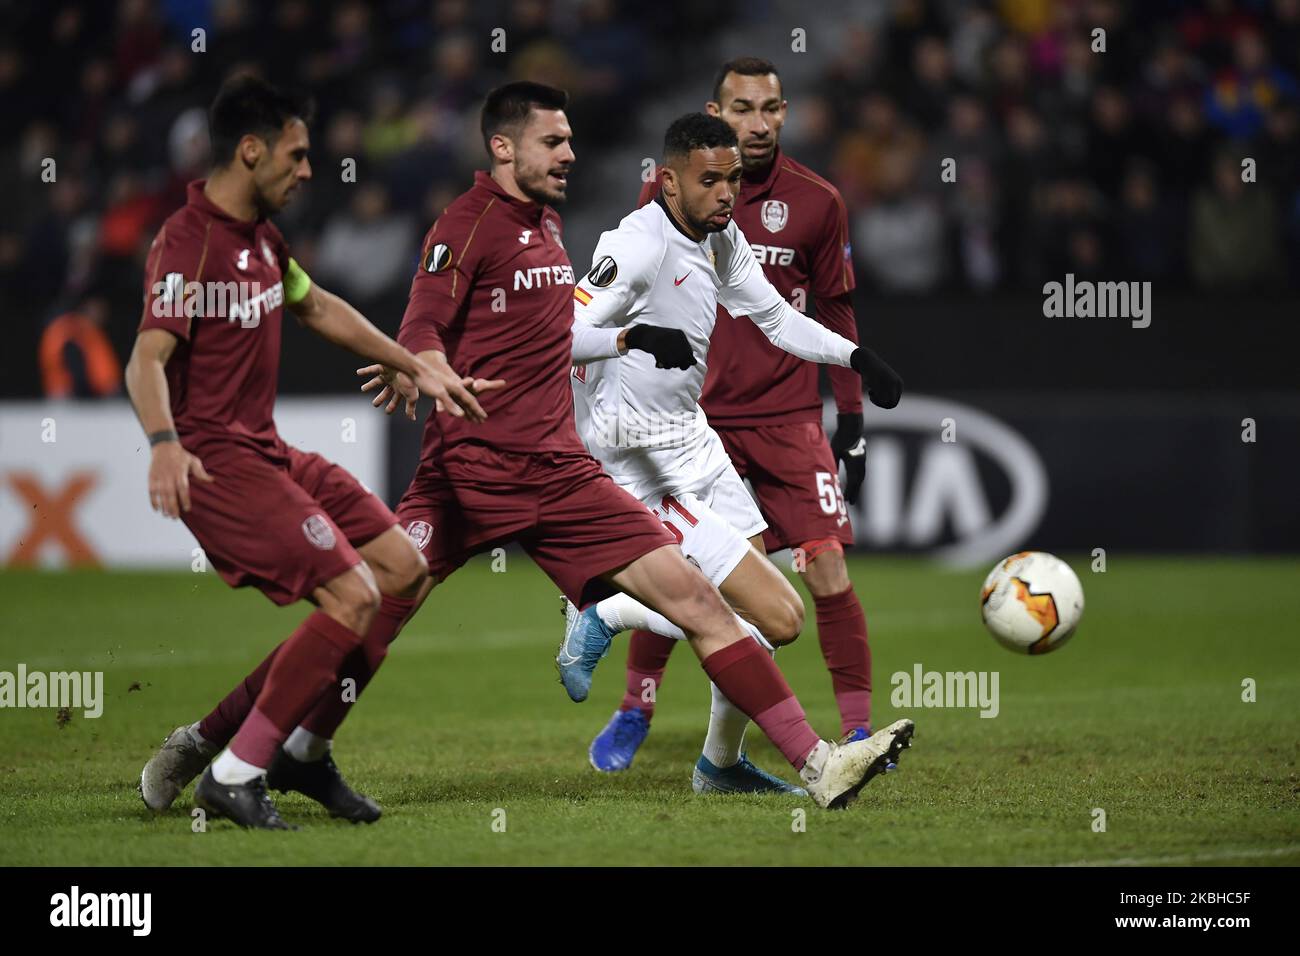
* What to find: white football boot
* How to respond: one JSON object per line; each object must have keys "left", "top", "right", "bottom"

{"left": 139, "top": 722, "right": 218, "bottom": 810}
{"left": 800, "top": 718, "right": 915, "bottom": 810}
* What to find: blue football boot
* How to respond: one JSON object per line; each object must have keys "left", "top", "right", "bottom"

{"left": 555, "top": 596, "right": 617, "bottom": 702}
{"left": 691, "top": 753, "right": 808, "bottom": 796}
{"left": 589, "top": 707, "right": 651, "bottom": 772}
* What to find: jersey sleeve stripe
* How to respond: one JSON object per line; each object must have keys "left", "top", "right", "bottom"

{"left": 448, "top": 197, "right": 495, "bottom": 302}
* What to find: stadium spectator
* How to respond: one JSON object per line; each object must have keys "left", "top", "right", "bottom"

{"left": 39, "top": 293, "right": 121, "bottom": 399}
{"left": 1190, "top": 150, "right": 1284, "bottom": 287}
{"left": 7, "top": 0, "right": 1300, "bottom": 399}
{"left": 316, "top": 182, "right": 416, "bottom": 306}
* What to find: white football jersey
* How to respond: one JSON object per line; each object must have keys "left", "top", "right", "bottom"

{"left": 571, "top": 197, "right": 856, "bottom": 484}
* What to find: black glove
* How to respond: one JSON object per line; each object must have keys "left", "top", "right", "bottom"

{"left": 830, "top": 412, "right": 866, "bottom": 505}
{"left": 849, "top": 347, "right": 903, "bottom": 409}
{"left": 624, "top": 324, "right": 696, "bottom": 370}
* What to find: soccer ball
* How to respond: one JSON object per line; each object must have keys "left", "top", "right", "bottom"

{"left": 980, "top": 551, "right": 1084, "bottom": 654}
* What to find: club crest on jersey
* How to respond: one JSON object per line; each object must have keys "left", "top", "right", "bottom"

{"left": 760, "top": 199, "right": 789, "bottom": 233}
{"left": 405, "top": 520, "right": 433, "bottom": 551}
{"left": 423, "top": 243, "right": 452, "bottom": 273}
{"left": 261, "top": 239, "right": 276, "bottom": 268}
{"left": 587, "top": 256, "right": 617, "bottom": 287}
{"left": 301, "top": 514, "right": 336, "bottom": 551}
{"left": 545, "top": 218, "right": 564, "bottom": 248}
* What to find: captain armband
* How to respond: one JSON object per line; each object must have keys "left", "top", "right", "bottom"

{"left": 284, "top": 257, "right": 313, "bottom": 305}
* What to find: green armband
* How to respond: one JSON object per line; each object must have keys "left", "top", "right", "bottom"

{"left": 284, "top": 257, "right": 312, "bottom": 305}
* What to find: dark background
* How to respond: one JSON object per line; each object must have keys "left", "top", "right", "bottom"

{"left": 2, "top": 0, "right": 1296, "bottom": 553}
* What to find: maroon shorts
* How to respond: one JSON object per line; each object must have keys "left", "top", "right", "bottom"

{"left": 395, "top": 445, "right": 677, "bottom": 606}
{"left": 714, "top": 421, "right": 854, "bottom": 553}
{"left": 182, "top": 440, "right": 396, "bottom": 606}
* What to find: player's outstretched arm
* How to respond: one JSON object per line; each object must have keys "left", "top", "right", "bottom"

{"left": 748, "top": 297, "right": 903, "bottom": 408}
{"left": 719, "top": 229, "right": 903, "bottom": 408}
{"left": 290, "top": 280, "right": 500, "bottom": 422}
{"left": 124, "top": 328, "right": 214, "bottom": 519}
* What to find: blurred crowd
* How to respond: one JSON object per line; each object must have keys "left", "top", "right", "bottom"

{"left": 2, "top": 0, "right": 1296, "bottom": 398}
{"left": 803, "top": 0, "right": 1300, "bottom": 293}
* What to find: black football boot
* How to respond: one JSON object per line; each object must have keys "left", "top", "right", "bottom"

{"left": 266, "top": 750, "right": 382, "bottom": 824}
{"left": 193, "top": 766, "right": 296, "bottom": 830}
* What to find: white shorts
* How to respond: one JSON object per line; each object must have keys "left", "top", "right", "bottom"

{"left": 627, "top": 430, "right": 768, "bottom": 587}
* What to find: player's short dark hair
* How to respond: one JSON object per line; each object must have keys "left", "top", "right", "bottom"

{"left": 663, "top": 112, "right": 738, "bottom": 164}
{"left": 712, "top": 56, "right": 782, "bottom": 104}
{"left": 480, "top": 81, "right": 568, "bottom": 156}
{"left": 208, "top": 74, "right": 314, "bottom": 167}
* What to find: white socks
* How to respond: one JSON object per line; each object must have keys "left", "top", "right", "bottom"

{"left": 284, "top": 726, "right": 331, "bottom": 762}
{"left": 596, "top": 592, "right": 681, "bottom": 638}
{"left": 595, "top": 593, "right": 775, "bottom": 651}
{"left": 701, "top": 680, "right": 752, "bottom": 768}
{"left": 210, "top": 748, "right": 265, "bottom": 785}
{"left": 701, "top": 643, "right": 778, "bottom": 770}
{"left": 209, "top": 727, "right": 331, "bottom": 785}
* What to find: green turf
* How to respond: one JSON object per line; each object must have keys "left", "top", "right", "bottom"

{"left": 0, "top": 556, "right": 1297, "bottom": 866}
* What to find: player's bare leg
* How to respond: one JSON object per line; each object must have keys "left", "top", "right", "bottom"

{"left": 717, "top": 543, "right": 804, "bottom": 644}
{"left": 601, "top": 545, "right": 912, "bottom": 809}
{"left": 663, "top": 530, "right": 879, "bottom": 786}
{"left": 558, "top": 533, "right": 790, "bottom": 703}
{"left": 570, "top": 536, "right": 797, "bottom": 786}
{"left": 576, "top": 537, "right": 804, "bottom": 785}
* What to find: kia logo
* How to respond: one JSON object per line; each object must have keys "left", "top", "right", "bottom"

{"left": 840, "top": 394, "right": 1048, "bottom": 567}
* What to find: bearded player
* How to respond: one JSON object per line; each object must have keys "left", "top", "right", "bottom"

{"left": 558, "top": 110, "right": 905, "bottom": 794}
{"left": 146, "top": 80, "right": 913, "bottom": 813}
{"left": 585, "top": 59, "right": 884, "bottom": 783}
{"left": 129, "top": 75, "right": 500, "bottom": 829}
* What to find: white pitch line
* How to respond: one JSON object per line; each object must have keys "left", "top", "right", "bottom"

{"left": 1051, "top": 844, "right": 1300, "bottom": 867}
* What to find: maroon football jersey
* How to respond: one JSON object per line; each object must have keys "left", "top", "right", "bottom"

{"left": 139, "top": 180, "right": 292, "bottom": 452}
{"left": 638, "top": 147, "right": 861, "bottom": 426}
{"left": 399, "top": 171, "right": 583, "bottom": 457}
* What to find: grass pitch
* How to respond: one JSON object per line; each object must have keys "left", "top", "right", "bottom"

{"left": 0, "top": 556, "right": 1297, "bottom": 866}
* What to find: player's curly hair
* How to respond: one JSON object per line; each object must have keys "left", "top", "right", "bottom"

{"left": 662, "top": 112, "right": 738, "bottom": 163}
{"left": 208, "top": 73, "right": 315, "bottom": 167}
